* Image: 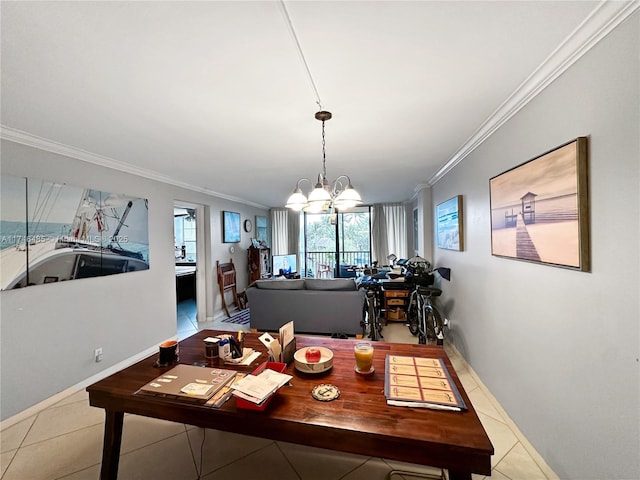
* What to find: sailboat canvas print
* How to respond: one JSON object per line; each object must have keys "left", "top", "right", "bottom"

{"left": 0, "top": 175, "right": 150, "bottom": 290}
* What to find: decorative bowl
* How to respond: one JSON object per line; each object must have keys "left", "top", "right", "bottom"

{"left": 294, "top": 347, "right": 334, "bottom": 374}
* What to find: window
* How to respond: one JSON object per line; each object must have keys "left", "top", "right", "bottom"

{"left": 174, "top": 208, "right": 197, "bottom": 264}
{"left": 301, "top": 207, "right": 372, "bottom": 278}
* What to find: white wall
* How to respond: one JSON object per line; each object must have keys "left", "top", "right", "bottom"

{"left": 413, "top": 186, "right": 433, "bottom": 262}
{"left": 0, "top": 140, "right": 267, "bottom": 420}
{"left": 432, "top": 13, "right": 639, "bottom": 480}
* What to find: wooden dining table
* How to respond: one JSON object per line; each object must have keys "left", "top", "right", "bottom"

{"left": 87, "top": 330, "right": 493, "bottom": 480}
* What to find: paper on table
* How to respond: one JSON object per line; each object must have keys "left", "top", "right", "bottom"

{"left": 279, "top": 321, "right": 294, "bottom": 363}
{"left": 259, "top": 332, "right": 281, "bottom": 362}
{"left": 258, "top": 332, "right": 276, "bottom": 348}
{"left": 386, "top": 399, "right": 461, "bottom": 411}
{"left": 231, "top": 368, "right": 293, "bottom": 404}
{"left": 268, "top": 342, "right": 281, "bottom": 363}
{"left": 279, "top": 321, "right": 293, "bottom": 349}
{"left": 206, "top": 373, "right": 247, "bottom": 408}
{"left": 223, "top": 348, "right": 261, "bottom": 366}
{"left": 384, "top": 355, "right": 467, "bottom": 411}
{"left": 180, "top": 383, "right": 214, "bottom": 397}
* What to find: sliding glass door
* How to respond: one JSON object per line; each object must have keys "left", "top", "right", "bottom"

{"left": 301, "top": 206, "right": 371, "bottom": 278}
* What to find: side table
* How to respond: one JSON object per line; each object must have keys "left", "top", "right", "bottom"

{"left": 383, "top": 288, "right": 411, "bottom": 322}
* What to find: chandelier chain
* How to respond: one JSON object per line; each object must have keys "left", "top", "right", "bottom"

{"left": 321, "top": 120, "right": 327, "bottom": 178}
{"left": 280, "top": 0, "right": 362, "bottom": 212}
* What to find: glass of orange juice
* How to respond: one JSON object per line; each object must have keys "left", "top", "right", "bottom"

{"left": 354, "top": 341, "right": 374, "bottom": 374}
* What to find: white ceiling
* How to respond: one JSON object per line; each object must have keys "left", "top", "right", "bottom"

{"left": 1, "top": 1, "right": 632, "bottom": 208}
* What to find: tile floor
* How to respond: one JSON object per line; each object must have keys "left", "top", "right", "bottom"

{"left": 1, "top": 300, "right": 557, "bottom": 480}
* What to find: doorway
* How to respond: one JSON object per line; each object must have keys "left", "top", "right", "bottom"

{"left": 174, "top": 202, "right": 206, "bottom": 337}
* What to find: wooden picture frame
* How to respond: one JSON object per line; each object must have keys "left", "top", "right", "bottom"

{"left": 413, "top": 207, "right": 419, "bottom": 253}
{"left": 222, "top": 211, "right": 241, "bottom": 243}
{"left": 255, "top": 215, "right": 268, "bottom": 244}
{"left": 435, "top": 195, "right": 464, "bottom": 251}
{"left": 489, "top": 137, "right": 589, "bottom": 271}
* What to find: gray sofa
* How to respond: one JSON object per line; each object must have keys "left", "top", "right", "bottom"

{"left": 246, "top": 278, "right": 365, "bottom": 336}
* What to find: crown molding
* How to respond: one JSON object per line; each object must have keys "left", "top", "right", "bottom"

{"left": 428, "top": 0, "right": 640, "bottom": 185}
{"left": 407, "top": 183, "right": 431, "bottom": 202}
{"left": 2, "top": 1, "right": 636, "bottom": 200}
{"left": 0, "top": 125, "right": 269, "bottom": 209}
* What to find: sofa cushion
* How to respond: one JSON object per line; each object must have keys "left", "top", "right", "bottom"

{"left": 305, "top": 278, "right": 357, "bottom": 291}
{"left": 254, "top": 279, "right": 305, "bottom": 290}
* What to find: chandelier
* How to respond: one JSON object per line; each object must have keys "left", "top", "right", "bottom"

{"left": 285, "top": 110, "right": 362, "bottom": 213}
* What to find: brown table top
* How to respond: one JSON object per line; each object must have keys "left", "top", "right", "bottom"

{"left": 87, "top": 330, "right": 493, "bottom": 477}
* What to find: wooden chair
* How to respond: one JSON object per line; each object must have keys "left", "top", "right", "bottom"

{"left": 317, "top": 263, "right": 332, "bottom": 278}
{"left": 217, "top": 259, "right": 240, "bottom": 317}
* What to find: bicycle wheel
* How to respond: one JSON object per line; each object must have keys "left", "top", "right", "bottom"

{"left": 360, "top": 299, "right": 368, "bottom": 338}
{"left": 407, "top": 295, "right": 420, "bottom": 336}
{"left": 417, "top": 301, "right": 427, "bottom": 344}
{"left": 370, "top": 306, "right": 380, "bottom": 341}
{"left": 431, "top": 306, "right": 445, "bottom": 345}
{"left": 425, "top": 306, "right": 444, "bottom": 345}
{"left": 373, "top": 298, "right": 384, "bottom": 340}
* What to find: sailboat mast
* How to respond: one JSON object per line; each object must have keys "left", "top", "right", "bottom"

{"left": 71, "top": 189, "right": 90, "bottom": 240}
{"left": 110, "top": 201, "right": 133, "bottom": 243}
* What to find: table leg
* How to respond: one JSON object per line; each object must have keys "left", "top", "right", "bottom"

{"left": 100, "top": 410, "right": 124, "bottom": 480}
{"left": 448, "top": 471, "right": 472, "bottom": 480}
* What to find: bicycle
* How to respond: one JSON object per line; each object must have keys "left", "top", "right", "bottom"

{"left": 403, "top": 257, "right": 450, "bottom": 345}
{"left": 359, "top": 279, "right": 384, "bottom": 341}
{"left": 407, "top": 285, "right": 444, "bottom": 345}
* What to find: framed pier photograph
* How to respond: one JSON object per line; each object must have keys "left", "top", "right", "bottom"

{"left": 489, "top": 137, "right": 590, "bottom": 271}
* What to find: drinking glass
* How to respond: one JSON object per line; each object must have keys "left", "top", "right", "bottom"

{"left": 354, "top": 341, "right": 374, "bottom": 374}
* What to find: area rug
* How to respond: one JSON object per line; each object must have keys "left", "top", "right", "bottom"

{"left": 223, "top": 308, "right": 250, "bottom": 325}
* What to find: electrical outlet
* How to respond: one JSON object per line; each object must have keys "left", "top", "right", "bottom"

{"left": 94, "top": 347, "right": 103, "bottom": 363}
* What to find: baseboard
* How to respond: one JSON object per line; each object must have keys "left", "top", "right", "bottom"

{"left": 0, "top": 340, "right": 167, "bottom": 431}
{"left": 446, "top": 342, "right": 559, "bottom": 480}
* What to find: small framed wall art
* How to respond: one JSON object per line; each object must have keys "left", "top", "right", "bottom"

{"left": 255, "top": 215, "right": 268, "bottom": 244}
{"left": 222, "top": 211, "right": 241, "bottom": 243}
{"left": 413, "top": 207, "right": 419, "bottom": 254}
{"left": 435, "top": 195, "right": 464, "bottom": 251}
